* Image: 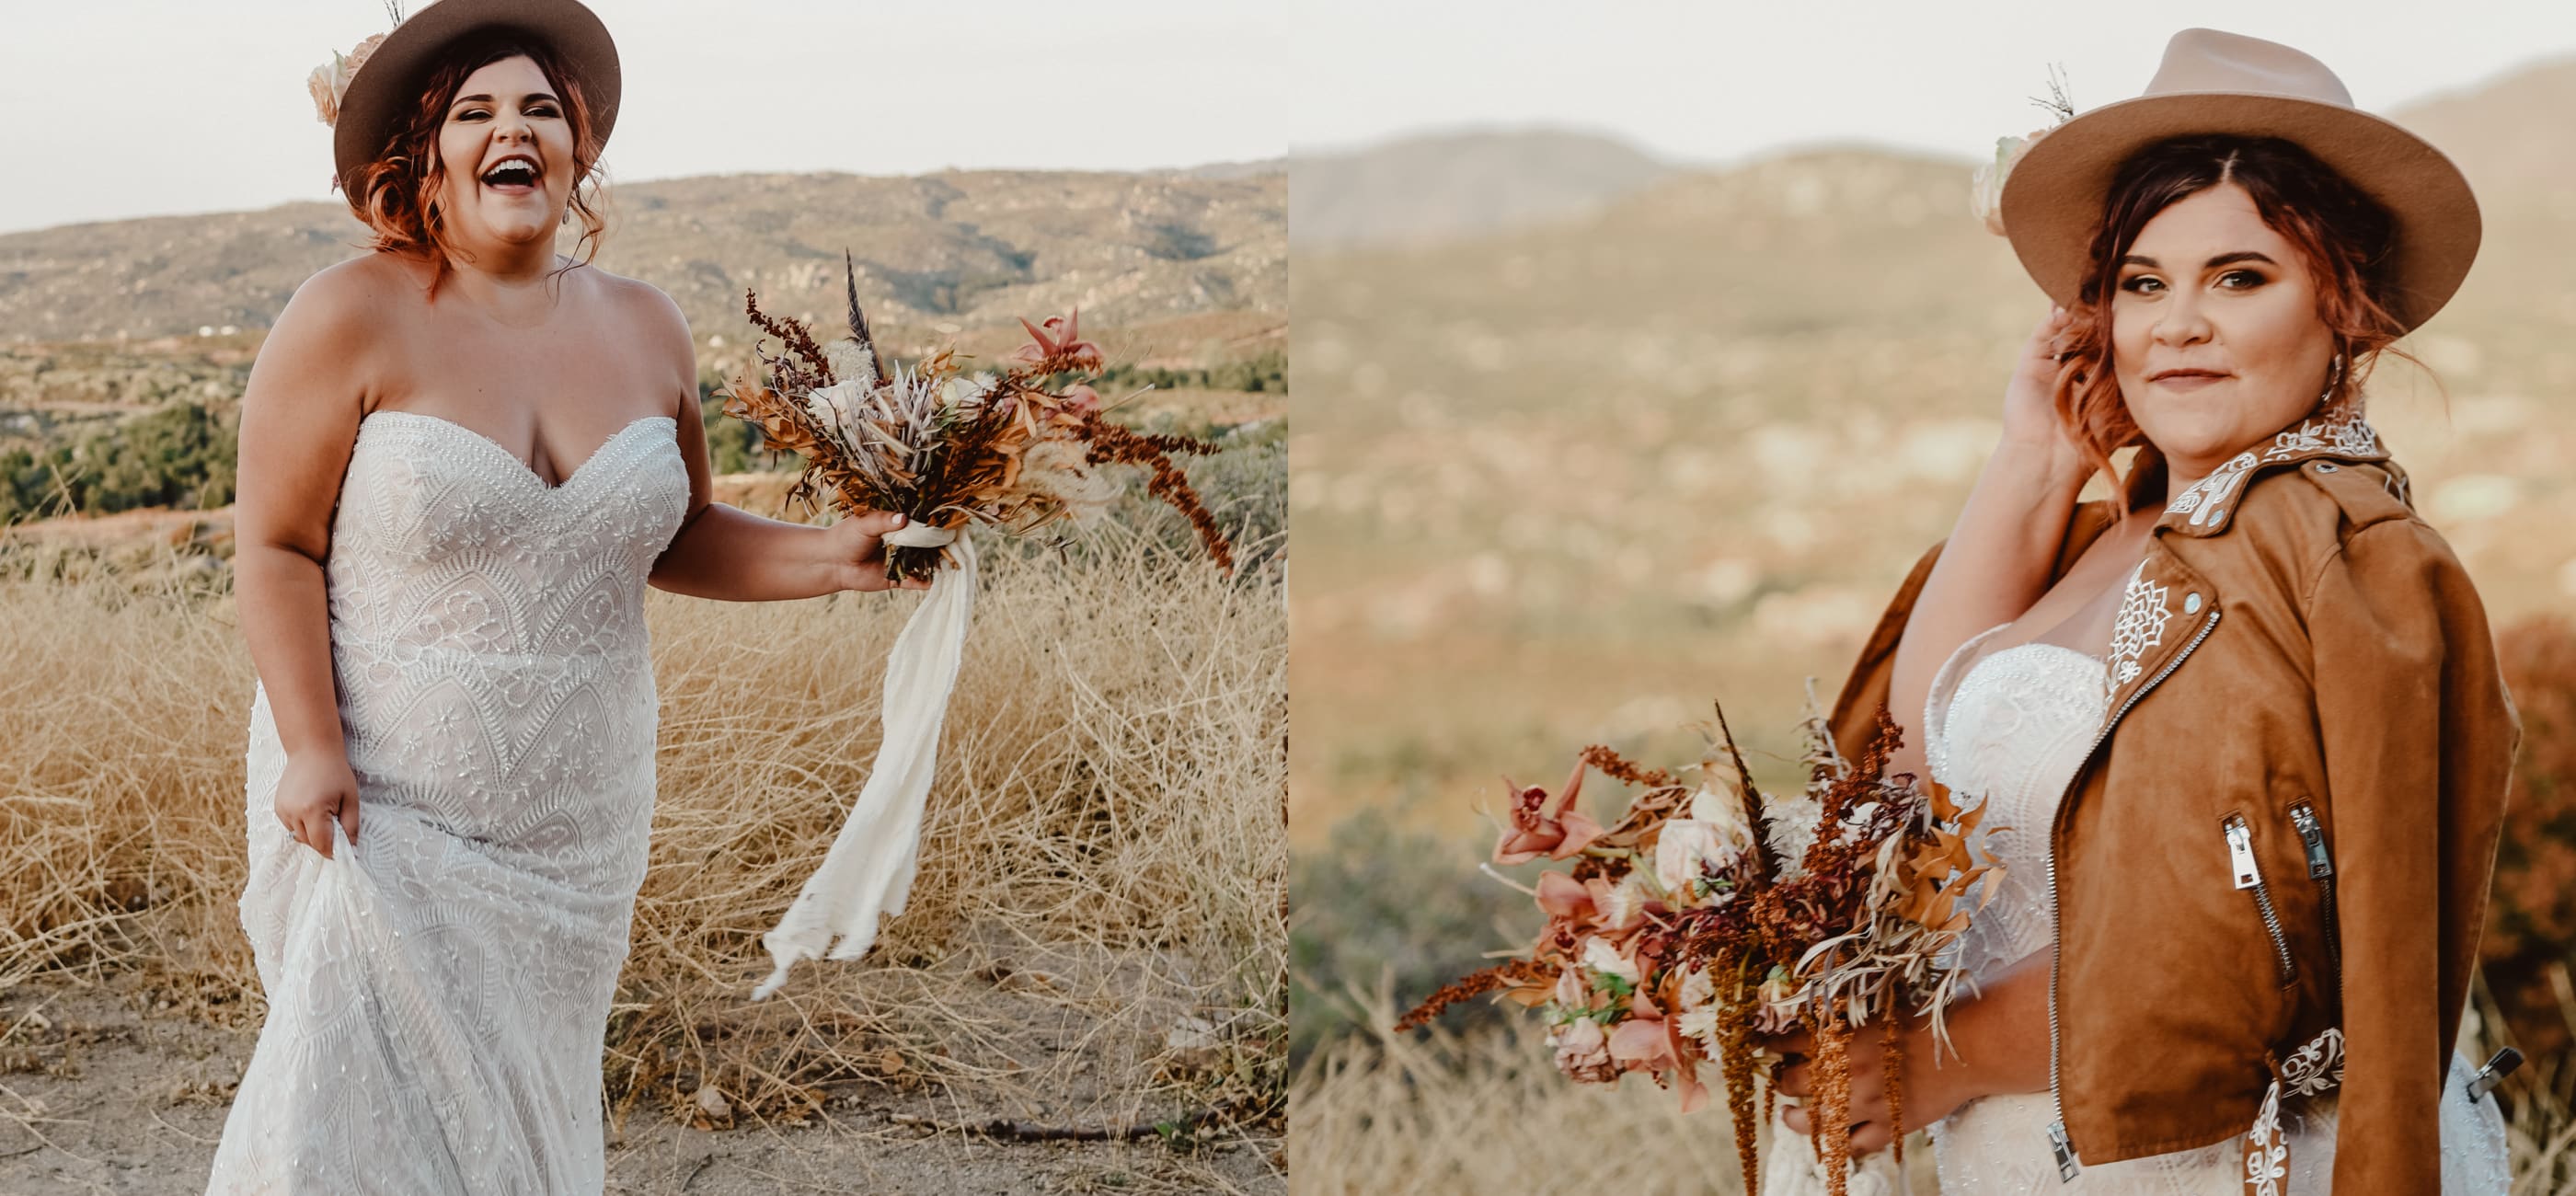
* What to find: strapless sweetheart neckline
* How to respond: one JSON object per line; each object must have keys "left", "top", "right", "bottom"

{"left": 360, "top": 408, "right": 676, "bottom": 493}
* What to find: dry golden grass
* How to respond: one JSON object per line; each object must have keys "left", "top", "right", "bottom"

{"left": 0, "top": 517, "right": 1285, "bottom": 1156}
{"left": 1291, "top": 975, "right": 2576, "bottom": 1194}
{"left": 1286, "top": 981, "right": 1936, "bottom": 1195}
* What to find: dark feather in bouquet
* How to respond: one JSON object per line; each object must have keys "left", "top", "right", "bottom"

{"left": 716, "top": 249, "right": 1236, "bottom": 581}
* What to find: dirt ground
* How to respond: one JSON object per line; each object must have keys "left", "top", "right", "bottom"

{"left": 0, "top": 971, "right": 1283, "bottom": 1195}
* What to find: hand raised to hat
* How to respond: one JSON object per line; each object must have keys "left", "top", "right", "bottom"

{"left": 1999, "top": 303, "right": 2091, "bottom": 489}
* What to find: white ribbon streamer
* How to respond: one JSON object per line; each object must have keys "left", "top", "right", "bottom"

{"left": 881, "top": 523, "right": 958, "bottom": 547}
{"left": 751, "top": 533, "right": 977, "bottom": 1000}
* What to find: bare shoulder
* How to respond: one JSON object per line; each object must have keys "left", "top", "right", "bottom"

{"left": 577, "top": 264, "right": 696, "bottom": 423}
{"left": 583, "top": 264, "right": 689, "bottom": 345}
{"left": 276, "top": 253, "right": 398, "bottom": 341}
{"left": 248, "top": 253, "right": 411, "bottom": 413}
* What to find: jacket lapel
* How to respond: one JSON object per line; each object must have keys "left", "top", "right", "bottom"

{"left": 2102, "top": 404, "right": 2387, "bottom": 715}
{"left": 2154, "top": 406, "right": 2389, "bottom": 538}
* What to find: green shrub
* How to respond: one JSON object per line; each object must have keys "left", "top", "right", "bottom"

{"left": 1, "top": 400, "right": 236, "bottom": 524}
{"left": 1095, "top": 349, "right": 1286, "bottom": 396}
{"left": 1288, "top": 808, "right": 1539, "bottom": 1067}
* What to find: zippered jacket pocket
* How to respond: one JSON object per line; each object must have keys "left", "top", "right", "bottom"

{"left": 2225, "top": 813, "right": 2297, "bottom": 989}
{"left": 2289, "top": 799, "right": 2340, "bottom": 1002}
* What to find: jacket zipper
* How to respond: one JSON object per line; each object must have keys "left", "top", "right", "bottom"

{"left": 2225, "top": 815, "right": 2296, "bottom": 986}
{"left": 2289, "top": 800, "right": 2340, "bottom": 1002}
{"left": 2045, "top": 604, "right": 2221, "bottom": 1181}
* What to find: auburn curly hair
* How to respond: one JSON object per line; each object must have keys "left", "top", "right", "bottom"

{"left": 2042, "top": 133, "right": 2442, "bottom": 512}
{"left": 339, "top": 27, "right": 610, "bottom": 301}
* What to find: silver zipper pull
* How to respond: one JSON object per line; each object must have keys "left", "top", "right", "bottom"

{"left": 2226, "top": 820, "right": 2260, "bottom": 889}
{"left": 2467, "top": 1047, "right": 2524, "bottom": 1102}
{"left": 2290, "top": 806, "right": 2332, "bottom": 878}
{"left": 2049, "top": 1119, "right": 2081, "bottom": 1181}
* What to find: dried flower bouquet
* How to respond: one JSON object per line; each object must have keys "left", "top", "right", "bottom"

{"left": 726, "top": 253, "right": 1234, "bottom": 1001}
{"left": 717, "top": 249, "right": 1235, "bottom": 582}
{"left": 1397, "top": 695, "right": 2003, "bottom": 1195}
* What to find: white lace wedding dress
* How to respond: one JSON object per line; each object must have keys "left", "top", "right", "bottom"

{"left": 1915, "top": 621, "right": 2511, "bottom": 1194}
{"left": 205, "top": 409, "right": 686, "bottom": 1194}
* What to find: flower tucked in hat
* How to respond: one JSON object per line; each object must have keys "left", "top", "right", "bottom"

{"left": 1971, "top": 126, "right": 2053, "bottom": 237}
{"left": 1969, "top": 66, "right": 2077, "bottom": 237}
{"left": 307, "top": 34, "right": 388, "bottom": 128}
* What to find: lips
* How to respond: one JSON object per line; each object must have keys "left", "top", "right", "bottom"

{"left": 2150, "top": 369, "right": 2230, "bottom": 382}
{"left": 479, "top": 155, "right": 541, "bottom": 194}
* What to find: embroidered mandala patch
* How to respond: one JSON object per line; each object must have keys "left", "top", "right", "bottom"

{"left": 2105, "top": 560, "right": 2173, "bottom": 697}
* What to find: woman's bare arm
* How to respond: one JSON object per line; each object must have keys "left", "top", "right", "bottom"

{"left": 233, "top": 262, "right": 385, "bottom": 855}
{"left": 627, "top": 282, "right": 925, "bottom": 601}
{"left": 1881, "top": 307, "right": 2092, "bottom": 782}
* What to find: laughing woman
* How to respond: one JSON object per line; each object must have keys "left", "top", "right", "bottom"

{"left": 1767, "top": 29, "right": 2518, "bottom": 1195}
{"left": 205, "top": 1, "right": 923, "bottom": 1190}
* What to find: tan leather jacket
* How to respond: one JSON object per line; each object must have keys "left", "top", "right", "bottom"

{"left": 1829, "top": 408, "right": 2519, "bottom": 1192}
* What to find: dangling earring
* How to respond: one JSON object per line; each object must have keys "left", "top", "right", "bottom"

{"left": 2319, "top": 352, "right": 2345, "bottom": 405}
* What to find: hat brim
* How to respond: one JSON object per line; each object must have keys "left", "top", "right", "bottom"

{"left": 1995, "top": 92, "right": 2480, "bottom": 334}
{"left": 332, "top": 0, "right": 621, "bottom": 206}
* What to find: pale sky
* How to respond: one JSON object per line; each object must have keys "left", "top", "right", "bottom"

{"left": 1289, "top": 0, "right": 2576, "bottom": 167}
{"left": 0, "top": 0, "right": 1285, "bottom": 235}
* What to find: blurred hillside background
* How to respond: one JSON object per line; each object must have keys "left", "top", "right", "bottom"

{"left": 0, "top": 165, "right": 1285, "bottom": 529}
{"left": 1286, "top": 15, "right": 2576, "bottom": 1192}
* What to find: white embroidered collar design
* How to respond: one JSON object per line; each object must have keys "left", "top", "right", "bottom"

{"left": 2166, "top": 449, "right": 2260, "bottom": 529}
{"left": 2104, "top": 559, "right": 2173, "bottom": 698}
{"left": 2161, "top": 408, "right": 2383, "bottom": 530}
{"left": 2263, "top": 408, "right": 2380, "bottom": 462}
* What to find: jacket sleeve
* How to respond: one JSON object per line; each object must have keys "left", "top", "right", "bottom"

{"left": 2308, "top": 517, "right": 2518, "bottom": 1193}
{"left": 1827, "top": 537, "right": 1945, "bottom": 763}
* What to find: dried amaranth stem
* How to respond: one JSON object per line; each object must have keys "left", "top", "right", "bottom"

{"left": 1811, "top": 1014, "right": 1855, "bottom": 1196}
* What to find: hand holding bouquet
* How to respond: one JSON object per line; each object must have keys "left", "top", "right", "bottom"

{"left": 724, "top": 253, "right": 1235, "bottom": 999}
{"left": 1397, "top": 696, "right": 2002, "bottom": 1195}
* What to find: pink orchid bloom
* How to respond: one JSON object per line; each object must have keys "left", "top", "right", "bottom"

{"left": 1535, "top": 870, "right": 1596, "bottom": 921}
{"left": 1015, "top": 308, "right": 1105, "bottom": 372}
{"left": 1494, "top": 760, "right": 1603, "bottom": 865}
{"left": 1063, "top": 383, "right": 1104, "bottom": 415}
{"left": 1606, "top": 990, "right": 1710, "bottom": 1112}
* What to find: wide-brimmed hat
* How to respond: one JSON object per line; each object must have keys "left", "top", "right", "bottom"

{"left": 1995, "top": 28, "right": 2479, "bottom": 334}
{"left": 323, "top": 0, "right": 621, "bottom": 202}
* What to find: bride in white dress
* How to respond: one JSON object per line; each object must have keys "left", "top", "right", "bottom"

{"left": 206, "top": 5, "right": 924, "bottom": 1190}
{"left": 1761, "top": 30, "right": 2515, "bottom": 1192}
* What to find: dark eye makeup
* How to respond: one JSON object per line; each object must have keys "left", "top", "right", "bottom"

{"left": 2119, "top": 268, "right": 2264, "bottom": 295}
{"left": 453, "top": 104, "right": 560, "bottom": 121}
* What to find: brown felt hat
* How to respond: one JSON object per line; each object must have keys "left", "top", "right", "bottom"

{"left": 1996, "top": 28, "right": 2480, "bottom": 334}
{"left": 329, "top": 0, "right": 621, "bottom": 205}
